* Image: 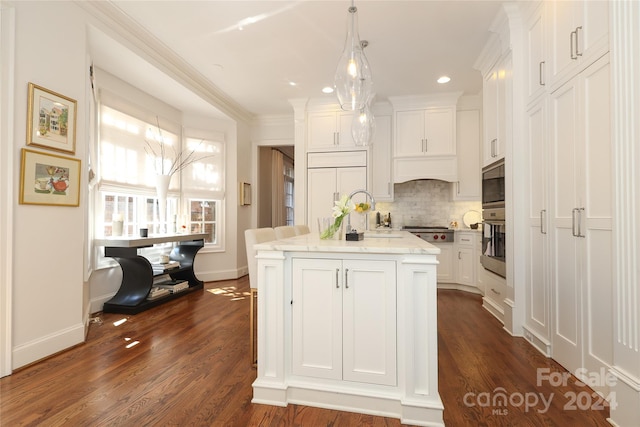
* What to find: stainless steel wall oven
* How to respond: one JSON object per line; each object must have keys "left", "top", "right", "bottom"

{"left": 481, "top": 159, "right": 506, "bottom": 278}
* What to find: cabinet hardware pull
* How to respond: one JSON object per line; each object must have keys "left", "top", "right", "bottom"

{"left": 425, "top": 138, "right": 428, "bottom": 152}
{"left": 572, "top": 208, "right": 580, "bottom": 237}
{"left": 491, "top": 138, "right": 497, "bottom": 157}
{"left": 570, "top": 30, "right": 578, "bottom": 60}
{"left": 458, "top": 251, "right": 462, "bottom": 260}
{"left": 336, "top": 268, "right": 339, "bottom": 288}
{"left": 345, "top": 268, "right": 349, "bottom": 288}
{"left": 575, "top": 26, "right": 583, "bottom": 57}
{"left": 539, "top": 61, "right": 545, "bottom": 86}
{"left": 491, "top": 288, "right": 500, "bottom": 295}
{"left": 457, "top": 181, "right": 460, "bottom": 194}
{"left": 540, "top": 209, "right": 547, "bottom": 234}
{"left": 578, "top": 207, "right": 585, "bottom": 238}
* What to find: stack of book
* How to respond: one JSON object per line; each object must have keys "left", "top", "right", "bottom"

{"left": 151, "top": 260, "right": 180, "bottom": 275}
{"left": 147, "top": 287, "right": 171, "bottom": 300}
{"left": 154, "top": 279, "right": 189, "bottom": 294}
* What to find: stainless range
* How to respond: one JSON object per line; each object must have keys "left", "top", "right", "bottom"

{"left": 402, "top": 226, "right": 454, "bottom": 243}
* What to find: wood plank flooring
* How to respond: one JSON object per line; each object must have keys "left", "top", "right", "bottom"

{"left": 0, "top": 278, "right": 610, "bottom": 426}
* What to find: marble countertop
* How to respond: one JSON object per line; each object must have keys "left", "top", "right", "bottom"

{"left": 254, "top": 230, "right": 440, "bottom": 255}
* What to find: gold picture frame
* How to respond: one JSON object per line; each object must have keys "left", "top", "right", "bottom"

{"left": 19, "top": 148, "right": 81, "bottom": 207}
{"left": 240, "top": 182, "right": 251, "bottom": 206}
{"left": 26, "top": 82, "right": 77, "bottom": 154}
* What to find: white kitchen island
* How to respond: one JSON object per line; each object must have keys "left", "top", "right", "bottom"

{"left": 251, "top": 230, "right": 444, "bottom": 426}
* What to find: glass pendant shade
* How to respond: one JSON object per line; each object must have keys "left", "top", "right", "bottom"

{"left": 352, "top": 103, "right": 375, "bottom": 146}
{"left": 334, "top": 5, "right": 373, "bottom": 111}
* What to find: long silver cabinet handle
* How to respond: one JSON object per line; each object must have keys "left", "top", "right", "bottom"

{"left": 572, "top": 208, "right": 580, "bottom": 237}
{"left": 540, "top": 209, "right": 547, "bottom": 234}
{"left": 575, "top": 26, "right": 583, "bottom": 57}
{"left": 345, "top": 268, "right": 349, "bottom": 289}
{"left": 578, "top": 207, "right": 585, "bottom": 238}
{"left": 539, "top": 61, "right": 545, "bottom": 86}
{"left": 425, "top": 138, "right": 428, "bottom": 152}
{"left": 570, "top": 30, "right": 577, "bottom": 60}
{"left": 336, "top": 268, "right": 340, "bottom": 288}
{"left": 458, "top": 251, "right": 462, "bottom": 260}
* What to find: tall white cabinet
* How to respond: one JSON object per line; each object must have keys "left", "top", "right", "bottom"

{"left": 520, "top": 0, "right": 612, "bottom": 396}
{"left": 549, "top": 54, "right": 612, "bottom": 381}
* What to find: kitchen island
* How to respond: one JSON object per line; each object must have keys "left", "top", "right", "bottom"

{"left": 251, "top": 230, "right": 444, "bottom": 426}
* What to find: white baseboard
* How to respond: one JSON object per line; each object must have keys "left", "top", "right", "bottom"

{"left": 522, "top": 325, "right": 551, "bottom": 357}
{"left": 437, "top": 282, "right": 483, "bottom": 295}
{"left": 12, "top": 323, "right": 84, "bottom": 369}
{"left": 482, "top": 297, "right": 504, "bottom": 324}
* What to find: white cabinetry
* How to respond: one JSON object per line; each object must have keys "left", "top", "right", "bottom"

{"left": 482, "top": 53, "right": 511, "bottom": 166}
{"left": 390, "top": 94, "right": 460, "bottom": 183}
{"left": 292, "top": 258, "right": 396, "bottom": 386}
{"left": 370, "top": 114, "right": 393, "bottom": 201}
{"left": 481, "top": 268, "right": 507, "bottom": 324}
{"left": 455, "top": 232, "right": 476, "bottom": 287}
{"left": 526, "top": 2, "right": 547, "bottom": 103}
{"left": 434, "top": 242, "right": 454, "bottom": 283}
{"left": 549, "top": 54, "right": 612, "bottom": 377}
{"left": 454, "top": 108, "right": 481, "bottom": 200}
{"left": 548, "top": 0, "right": 609, "bottom": 91}
{"left": 524, "top": 96, "right": 551, "bottom": 353}
{"left": 307, "top": 151, "right": 367, "bottom": 232}
{"left": 307, "top": 110, "right": 356, "bottom": 150}
{"left": 395, "top": 107, "right": 455, "bottom": 156}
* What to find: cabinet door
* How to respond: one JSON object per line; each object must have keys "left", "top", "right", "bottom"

{"left": 548, "top": 0, "right": 576, "bottom": 89}
{"left": 336, "top": 167, "right": 367, "bottom": 203}
{"left": 496, "top": 53, "right": 510, "bottom": 162}
{"left": 292, "top": 258, "right": 343, "bottom": 380}
{"left": 454, "top": 109, "right": 481, "bottom": 200}
{"left": 456, "top": 247, "right": 474, "bottom": 286}
{"left": 371, "top": 115, "right": 393, "bottom": 201}
{"left": 526, "top": 2, "right": 546, "bottom": 102}
{"left": 337, "top": 111, "right": 356, "bottom": 147}
{"left": 526, "top": 99, "right": 550, "bottom": 341}
{"left": 307, "top": 168, "right": 338, "bottom": 232}
{"left": 483, "top": 67, "right": 498, "bottom": 165}
{"left": 307, "top": 112, "right": 337, "bottom": 150}
{"left": 424, "top": 108, "right": 455, "bottom": 155}
{"left": 550, "top": 74, "right": 581, "bottom": 373}
{"left": 342, "top": 259, "right": 397, "bottom": 386}
{"left": 395, "top": 110, "right": 425, "bottom": 156}
{"left": 435, "top": 243, "right": 454, "bottom": 283}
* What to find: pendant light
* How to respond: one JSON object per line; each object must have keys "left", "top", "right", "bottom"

{"left": 334, "top": 0, "right": 373, "bottom": 111}
{"left": 352, "top": 98, "right": 375, "bottom": 146}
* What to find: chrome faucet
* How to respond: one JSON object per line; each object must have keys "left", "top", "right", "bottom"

{"left": 347, "top": 189, "right": 376, "bottom": 232}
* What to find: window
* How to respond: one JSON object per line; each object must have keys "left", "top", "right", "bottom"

{"left": 95, "top": 98, "right": 225, "bottom": 267}
{"left": 284, "top": 162, "right": 294, "bottom": 226}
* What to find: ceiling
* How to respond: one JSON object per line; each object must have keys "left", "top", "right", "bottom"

{"left": 90, "top": 0, "right": 505, "bottom": 118}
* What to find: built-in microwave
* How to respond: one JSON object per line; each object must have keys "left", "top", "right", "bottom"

{"left": 481, "top": 159, "right": 506, "bottom": 278}
{"left": 482, "top": 159, "right": 505, "bottom": 209}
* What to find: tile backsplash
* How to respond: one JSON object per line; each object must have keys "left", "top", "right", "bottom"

{"left": 375, "top": 180, "right": 482, "bottom": 229}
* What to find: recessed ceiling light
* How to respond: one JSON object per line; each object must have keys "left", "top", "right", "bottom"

{"left": 289, "top": 81, "right": 297, "bottom": 87}
{"left": 322, "top": 86, "right": 334, "bottom": 94}
{"left": 437, "top": 76, "right": 451, "bottom": 84}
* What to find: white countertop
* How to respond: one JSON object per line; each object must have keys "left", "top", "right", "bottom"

{"left": 254, "top": 230, "right": 440, "bottom": 255}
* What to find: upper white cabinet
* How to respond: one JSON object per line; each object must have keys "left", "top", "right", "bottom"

{"left": 389, "top": 93, "right": 461, "bottom": 183}
{"left": 394, "top": 107, "right": 455, "bottom": 157}
{"left": 370, "top": 114, "right": 393, "bottom": 201}
{"left": 526, "top": 2, "right": 547, "bottom": 103}
{"left": 482, "top": 52, "right": 511, "bottom": 166}
{"left": 454, "top": 107, "right": 481, "bottom": 200}
{"left": 307, "top": 110, "right": 356, "bottom": 151}
{"left": 547, "top": 0, "right": 609, "bottom": 91}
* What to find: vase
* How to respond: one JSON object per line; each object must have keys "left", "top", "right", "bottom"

{"left": 318, "top": 217, "right": 344, "bottom": 240}
{"left": 155, "top": 174, "right": 172, "bottom": 234}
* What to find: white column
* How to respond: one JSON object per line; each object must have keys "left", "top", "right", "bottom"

{"left": 609, "top": 1, "right": 640, "bottom": 425}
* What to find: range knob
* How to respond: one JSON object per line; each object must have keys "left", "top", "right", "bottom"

{"left": 440, "top": 234, "right": 447, "bottom": 240}
{"left": 433, "top": 235, "right": 439, "bottom": 240}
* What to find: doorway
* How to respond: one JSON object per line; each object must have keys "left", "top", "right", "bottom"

{"left": 257, "top": 146, "right": 294, "bottom": 228}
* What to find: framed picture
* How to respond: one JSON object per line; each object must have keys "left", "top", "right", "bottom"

{"left": 26, "top": 82, "right": 77, "bottom": 154}
{"left": 19, "top": 148, "right": 81, "bottom": 207}
{"left": 240, "top": 182, "right": 251, "bottom": 206}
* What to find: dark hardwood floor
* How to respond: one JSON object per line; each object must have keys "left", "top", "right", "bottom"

{"left": 0, "top": 277, "right": 610, "bottom": 426}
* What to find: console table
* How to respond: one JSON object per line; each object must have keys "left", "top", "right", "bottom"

{"left": 95, "top": 233, "right": 207, "bottom": 314}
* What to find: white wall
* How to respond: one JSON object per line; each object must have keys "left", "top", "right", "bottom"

{"left": 10, "top": 1, "right": 88, "bottom": 368}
